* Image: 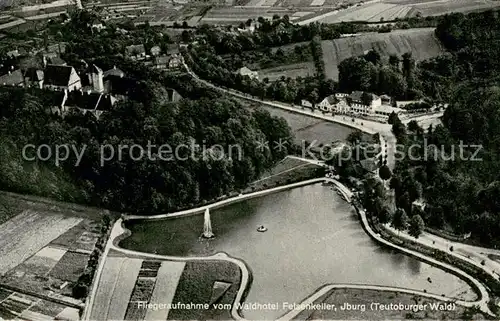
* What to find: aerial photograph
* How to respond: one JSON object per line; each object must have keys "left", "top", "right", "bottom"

{"left": 1, "top": 0, "right": 500, "bottom": 320}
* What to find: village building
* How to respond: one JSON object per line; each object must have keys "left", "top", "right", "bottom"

{"left": 236, "top": 66, "right": 258, "bottom": 80}
{"left": 43, "top": 65, "right": 81, "bottom": 91}
{"left": 23, "top": 68, "right": 44, "bottom": 89}
{"left": 150, "top": 45, "right": 161, "bottom": 56}
{"left": 301, "top": 99, "right": 313, "bottom": 108}
{"left": 0, "top": 70, "right": 24, "bottom": 86}
{"left": 347, "top": 91, "right": 382, "bottom": 115}
{"left": 318, "top": 95, "right": 336, "bottom": 112}
{"left": 103, "top": 66, "right": 125, "bottom": 79}
{"left": 86, "top": 64, "right": 104, "bottom": 93}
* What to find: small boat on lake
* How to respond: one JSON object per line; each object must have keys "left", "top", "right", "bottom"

{"left": 257, "top": 225, "right": 267, "bottom": 232}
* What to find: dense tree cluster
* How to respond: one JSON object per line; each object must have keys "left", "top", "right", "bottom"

{"left": 0, "top": 81, "right": 293, "bottom": 213}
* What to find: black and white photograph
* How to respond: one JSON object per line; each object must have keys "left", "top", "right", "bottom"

{"left": 0, "top": 0, "right": 500, "bottom": 320}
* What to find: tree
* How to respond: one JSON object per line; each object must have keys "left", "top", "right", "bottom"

{"left": 389, "top": 55, "right": 400, "bottom": 69}
{"left": 347, "top": 130, "right": 363, "bottom": 145}
{"left": 392, "top": 208, "right": 409, "bottom": 233}
{"left": 408, "top": 214, "right": 425, "bottom": 238}
{"left": 364, "top": 49, "right": 381, "bottom": 65}
{"left": 378, "top": 205, "right": 393, "bottom": 224}
{"left": 379, "top": 164, "right": 392, "bottom": 181}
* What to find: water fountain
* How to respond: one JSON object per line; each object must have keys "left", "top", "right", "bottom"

{"left": 202, "top": 208, "right": 215, "bottom": 238}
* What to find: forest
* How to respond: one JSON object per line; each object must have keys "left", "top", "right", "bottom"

{"left": 0, "top": 81, "right": 293, "bottom": 214}
{"left": 386, "top": 11, "right": 500, "bottom": 246}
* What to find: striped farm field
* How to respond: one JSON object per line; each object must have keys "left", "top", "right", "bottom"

{"left": 321, "top": 28, "right": 444, "bottom": 80}
{"left": 412, "top": 0, "right": 500, "bottom": 16}
{"left": 144, "top": 261, "right": 186, "bottom": 320}
{"left": 0, "top": 210, "right": 82, "bottom": 275}
{"left": 90, "top": 257, "right": 143, "bottom": 320}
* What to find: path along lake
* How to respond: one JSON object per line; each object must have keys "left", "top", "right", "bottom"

{"left": 121, "top": 184, "right": 477, "bottom": 320}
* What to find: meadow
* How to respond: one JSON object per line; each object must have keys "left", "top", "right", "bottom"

{"left": 321, "top": 28, "right": 444, "bottom": 80}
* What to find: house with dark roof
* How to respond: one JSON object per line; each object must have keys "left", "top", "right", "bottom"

{"left": 103, "top": 75, "right": 135, "bottom": 96}
{"left": 23, "top": 68, "right": 44, "bottom": 89}
{"left": 43, "top": 65, "right": 81, "bottom": 91}
{"left": 0, "top": 70, "right": 24, "bottom": 87}
{"left": 318, "top": 95, "right": 337, "bottom": 113}
{"left": 60, "top": 90, "right": 118, "bottom": 119}
{"left": 348, "top": 91, "right": 381, "bottom": 115}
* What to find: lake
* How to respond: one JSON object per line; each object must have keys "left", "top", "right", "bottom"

{"left": 121, "top": 184, "right": 476, "bottom": 320}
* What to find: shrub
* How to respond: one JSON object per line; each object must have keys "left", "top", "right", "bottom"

{"left": 72, "top": 282, "right": 88, "bottom": 299}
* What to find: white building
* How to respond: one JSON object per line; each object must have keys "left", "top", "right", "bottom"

{"left": 318, "top": 95, "right": 336, "bottom": 112}
{"left": 301, "top": 99, "right": 313, "bottom": 108}
{"left": 236, "top": 67, "right": 258, "bottom": 80}
{"left": 348, "top": 91, "right": 382, "bottom": 115}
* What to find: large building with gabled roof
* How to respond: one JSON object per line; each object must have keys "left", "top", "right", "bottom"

{"left": 43, "top": 64, "right": 81, "bottom": 91}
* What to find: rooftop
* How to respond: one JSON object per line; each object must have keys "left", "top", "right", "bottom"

{"left": 44, "top": 65, "right": 75, "bottom": 87}
{"left": 0, "top": 69, "right": 24, "bottom": 86}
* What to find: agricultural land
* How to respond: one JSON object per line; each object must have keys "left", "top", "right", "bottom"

{"left": 89, "top": 249, "right": 242, "bottom": 320}
{"left": 321, "top": 28, "right": 445, "bottom": 80}
{"left": 309, "top": 0, "right": 500, "bottom": 24}
{"left": 0, "top": 192, "right": 110, "bottom": 320}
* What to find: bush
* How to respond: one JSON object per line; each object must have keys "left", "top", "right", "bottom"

{"left": 450, "top": 246, "right": 454, "bottom": 251}
{"left": 481, "top": 260, "right": 485, "bottom": 266}
{"left": 72, "top": 282, "right": 88, "bottom": 299}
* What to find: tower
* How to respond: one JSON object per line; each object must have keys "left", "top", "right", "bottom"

{"left": 87, "top": 64, "right": 104, "bottom": 93}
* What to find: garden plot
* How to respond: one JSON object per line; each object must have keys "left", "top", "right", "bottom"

{"left": 90, "top": 257, "right": 143, "bottom": 320}
{"left": 14, "top": 246, "right": 66, "bottom": 276}
{"left": 259, "top": 62, "right": 316, "bottom": 81}
{"left": 49, "top": 252, "right": 89, "bottom": 282}
{"left": 144, "top": 261, "right": 185, "bottom": 320}
{"left": 0, "top": 210, "right": 82, "bottom": 275}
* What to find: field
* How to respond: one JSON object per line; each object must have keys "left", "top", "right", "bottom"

{"left": 143, "top": 261, "right": 185, "bottom": 320}
{"left": 313, "top": 0, "right": 500, "bottom": 24}
{"left": 90, "top": 256, "right": 143, "bottom": 320}
{"left": 321, "top": 28, "right": 444, "bottom": 80}
{"left": 0, "top": 192, "right": 109, "bottom": 319}
{"left": 259, "top": 62, "right": 316, "bottom": 81}
{"left": 293, "top": 288, "right": 484, "bottom": 320}
{"left": 249, "top": 156, "right": 323, "bottom": 190}
{"left": 247, "top": 104, "right": 356, "bottom": 146}
{"left": 0, "top": 209, "right": 82, "bottom": 275}
{"left": 167, "top": 260, "right": 241, "bottom": 320}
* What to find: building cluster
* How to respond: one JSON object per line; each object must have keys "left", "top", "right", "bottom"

{"left": 302, "top": 91, "right": 403, "bottom": 118}
{"left": 0, "top": 54, "right": 181, "bottom": 119}
{"left": 124, "top": 43, "right": 183, "bottom": 71}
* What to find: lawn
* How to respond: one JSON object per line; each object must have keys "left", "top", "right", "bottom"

{"left": 167, "top": 260, "right": 242, "bottom": 320}
{"left": 246, "top": 104, "right": 356, "bottom": 146}
{"left": 49, "top": 252, "right": 89, "bottom": 282}
{"left": 321, "top": 28, "right": 444, "bottom": 80}
{"left": 259, "top": 62, "right": 316, "bottom": 81}
{"left": 249, "top": 156, "right": 323, "bottom": 191}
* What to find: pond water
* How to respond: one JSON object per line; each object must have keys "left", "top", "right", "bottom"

{"left": 121, "top": 184, "right": 477, "bottom": 320}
